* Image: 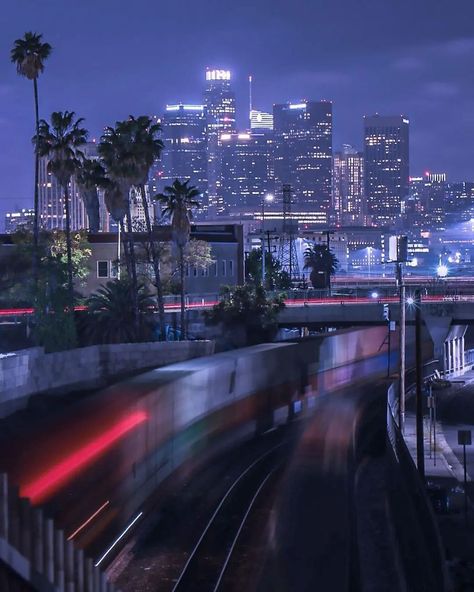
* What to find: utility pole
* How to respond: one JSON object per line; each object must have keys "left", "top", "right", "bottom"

{"left": 397, "top": 261, "right": 406, "bottom": 432}
{"left": 261, "top": 193, "right": 274, "bottom": 288}
{"left": 391, "top": 234, "right": 408, "bottom": 433}
{"left": 415, "top": 289, "right": 425, "bottom": 480}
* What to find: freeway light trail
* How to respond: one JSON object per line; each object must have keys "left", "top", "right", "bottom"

{"left": 67, "top": 500, "right": 110, "bottom": 541}
{"left": 22, "top": 411, "right": 147, "bottom": 504}
{"left": 1, "top": 293, "right": 473, "bottom": 318}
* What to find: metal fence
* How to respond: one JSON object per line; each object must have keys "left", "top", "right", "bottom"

{"left": 0, "top": 473, "right": 118, "bottom": 592}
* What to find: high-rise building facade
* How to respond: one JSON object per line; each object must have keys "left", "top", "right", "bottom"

{"left": 39, "top": 157, "right": 85, "bottom": 231}
{"left": 406, "top": 172, "right": 448, "bottom": 231}
{"left": 332, "top": 145, "right": 365, "bottom": 226}
{"left": 364, "top": 115, "right": 409, "bottom": 227}
{"left": 250, "top": 109, "right": 274, "bottom": 131}
{"left": 158, "top": 104, "right": 208, "bottom": 207}
{"left": 203, "top": 68, "right": 236, "bottom": 215}
{"left": 220, "top": 131, "right": 274, "bottom": 214}
{"left": 445, "top": 181, "right": 474, "bottom": 226}
{"left": 4, "top": 208, "right": 35, "bottom": 233}
{"left": 273, "top": 101, "right": 332, "bottom": 222}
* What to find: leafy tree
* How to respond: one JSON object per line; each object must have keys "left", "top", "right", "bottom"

{"left": 2, "top": 229, "right": 90, "bottom": 351}
{"left": 76, "top": 158, "right": 107, "bottom": 233}
{"left": 184, "top": 239, "right": 214, "bottom": 273}
{"left": 204, "top": 284, "right": 285, "bottom": 349}
{"left": 155, "top": 180, "right": 201, "bottom": 338}
{"left": 303, "top": 243, "right": 338, "bottom": 289}
{"left": 80, "top": 279, "right": 155, "bottom": 345}
{"left": 10, "top": 32, "right": 52, "bottom": 269}
{"left": 245, "top": 248, "right": 292, "bottom": 290}
{"left": 34, "top": 111, "right": 88, "bottom": 305}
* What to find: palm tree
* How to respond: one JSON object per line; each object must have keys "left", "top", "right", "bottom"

{"left": 155, "top": 180, "right": 200, "bottom": 338}
{"left": 76, "top": 158, "right": 106, "bottom": 233}
{"left": 303, "top": 243, "right": 339, "bottom": 290}
{"left": 98, "top": 124, "right": 140, "bottom": 326}
{"left": 117, "top": 116, "right": 166, "bottom": 338}
{"left": 83, "top": 279, "right": 154, "bottom": 344}
{"left": 34, "top": 111, "right": 88, "bottom": 305}
{"left": 101, "top": 180, "right": 132, "bottom": 278}
{"left": 10, "top": 32, "right": 52, "bottom": 269}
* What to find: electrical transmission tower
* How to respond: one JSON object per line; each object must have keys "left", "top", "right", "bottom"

{"left": 278, "top": 184, "right": 300, "bottom": 280}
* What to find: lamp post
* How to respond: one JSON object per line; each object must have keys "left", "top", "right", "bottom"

{"left": 367, "top": 246, "right": 373, "bottom": 278}
{"left": 261, "top": 193, "right": 274, "bottom": 287}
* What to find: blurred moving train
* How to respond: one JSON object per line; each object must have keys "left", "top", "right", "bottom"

{"left": 0, "top": 325, "right": 429, "bottom": 564}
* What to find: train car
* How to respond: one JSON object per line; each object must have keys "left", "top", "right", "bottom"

{"left": 0, "top": 325, "right": 425, "bottom": 563}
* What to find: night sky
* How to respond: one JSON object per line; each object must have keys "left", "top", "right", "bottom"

{"left": 1, "top": 0, "right": 473, "bottom": 228}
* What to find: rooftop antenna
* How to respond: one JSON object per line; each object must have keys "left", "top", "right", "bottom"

{"left": 249, "top": 75, "right": 253, "bottom": 129}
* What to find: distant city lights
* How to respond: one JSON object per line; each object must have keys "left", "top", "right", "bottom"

{"left": 206, "top": 69, "right": 231, "bottom": 81}
{"left": 437, "top": 264, "right": 449, "bottom": 278}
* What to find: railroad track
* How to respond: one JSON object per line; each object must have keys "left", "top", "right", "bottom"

{"left": 171, "top": 444, "right": 283, "bottom": 592}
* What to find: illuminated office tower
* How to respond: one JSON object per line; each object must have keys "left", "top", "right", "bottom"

{"left": 220, "top": 131, "right": 274, "bottom": 213}
{"left": 364, "top": 115, "right": 409, "bottom": 227}
{"left": 4, "top": 208, "right": 35, "bottom": 233}
{"left": 159, "top": 104, "right": 208, "bottom": 211}
{"left": 273, "top": 101, "right": 332, "bottom": 221}
{"left": 333, "top": 145, "right": 365, "bottom": 226}
{"left": 250, "top": 109, "right": 273, "bottom": 131}
{"left": 39, "top": 157, "right": 85, "bottom": 230}
{"left": 445, "top": 181, "right": 474, "bottom": 225}
{"left": 203, "top": 68, "right": 236, "bottom": 215}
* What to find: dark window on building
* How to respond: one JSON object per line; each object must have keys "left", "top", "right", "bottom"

{"left": 97, "top": 261, "right": 109, "bottom": 278}
{"left": 229, "top": 260, "right": 234, "bottom": 276}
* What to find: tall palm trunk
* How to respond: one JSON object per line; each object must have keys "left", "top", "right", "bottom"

{"left": 125, "top": 202, "right": 140, "bottom": 337}
{"left": 33, "top": 78, "right": 40, "bottom": 283}
{"left": 119, "top": 218, "right": 131, "bottom": 278}
{"left": 179, "top": 245, "right": 186, "bottom": 340}
{"left": 139, "top": 184, "right": 166, "bottom": 340}
{"left": 63, "top": 183, "right": 74, "bottom": 308}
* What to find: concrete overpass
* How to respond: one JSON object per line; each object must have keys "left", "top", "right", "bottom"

{"left": 278, "top": 297, "right": 474, "bottom": 377}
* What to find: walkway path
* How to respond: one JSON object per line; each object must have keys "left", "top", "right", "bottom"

{"left": 404, "top": 370, "right": 474, "bottom": 590}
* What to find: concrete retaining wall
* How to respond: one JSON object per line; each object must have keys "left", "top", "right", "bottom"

{"left": 0, "top": 341, "right": 214, "bottom": 419}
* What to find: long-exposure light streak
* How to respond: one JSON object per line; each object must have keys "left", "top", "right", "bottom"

{"left": 22, "top": 411, "right": 147, "bottom": 504}
{"left": 94, "top": 512, "right": 143, "bottom": 566}
{"left": 67, "top": 500, "right": 110, "bottom": 541}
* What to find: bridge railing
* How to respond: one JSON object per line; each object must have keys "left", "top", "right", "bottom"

{"left": 386, "top": 369, "right": 449, "bottom": 591}
{"left": 0, "top": 473, "right": 118, "bottom": 592}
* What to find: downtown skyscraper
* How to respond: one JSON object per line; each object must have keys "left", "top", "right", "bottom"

{"left": 364, "top": 115, "right": 409, "bottom": 227}
{"left": 273, "top": 101, "right": 333, "bottom": 222}
{"left": 333, "top": 145, "right": 365, "bottom": 226}
{"left": 220, "top": 131, "right": 274, "bottom": 213}
{"left": 158, "top": 104, "right": 208, "bottom": 208}
{"left": 203, "top": 68, "right": 236, "bottom": 215}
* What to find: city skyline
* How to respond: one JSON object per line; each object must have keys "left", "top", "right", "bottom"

{"left": 1, "top": 0, "right": 474, "bottom": 229}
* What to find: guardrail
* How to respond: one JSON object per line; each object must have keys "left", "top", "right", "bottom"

{"left": 0, "top": 473, "right": 118, "bottom": 591}
{"left": 386, "top": 367, "right": 449, "bottom": 591}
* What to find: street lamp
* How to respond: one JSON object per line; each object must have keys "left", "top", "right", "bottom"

{"left": 367, "top": 246, "right": 373, "bottom": 277}
{"left": 261, "top": 193, "right": 274, "bottom": 287}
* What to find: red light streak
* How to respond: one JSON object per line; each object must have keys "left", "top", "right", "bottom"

{"left": 22, "top": 411, "right": 147, "bottom": 504}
